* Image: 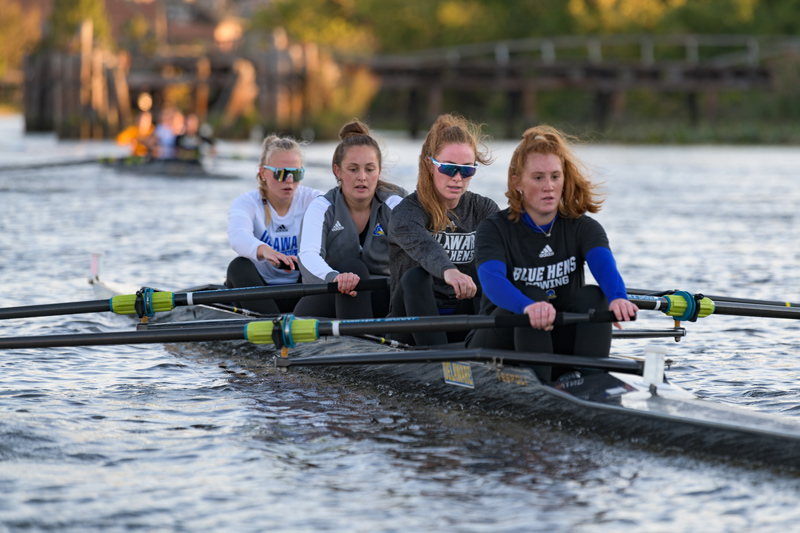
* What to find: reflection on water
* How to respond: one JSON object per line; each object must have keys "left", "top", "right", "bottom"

{"left": 1, "top": 114, "right": 800, "bottom": 530}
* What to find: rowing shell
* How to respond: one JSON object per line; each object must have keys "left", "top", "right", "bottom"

{"left": 101, "top": 157, "right": 238, "bottom": 180}
{"left": 89, "top": 276, "right": 800, "bottom": 468}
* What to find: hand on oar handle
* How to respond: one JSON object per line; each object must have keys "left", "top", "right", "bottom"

{"left": 609, "top": 298, "right": 638, "bottom": 329}
{"left": 523, "top": 302, "right": 556, "bottom": 331}
{"left": 334, "top": 272, "right": 360, "bottom": 296}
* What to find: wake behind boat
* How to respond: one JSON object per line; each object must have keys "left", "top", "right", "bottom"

{"left": 74, "top": 271, "right": 800, "bottom": 469}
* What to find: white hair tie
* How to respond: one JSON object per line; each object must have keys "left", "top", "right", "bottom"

{"left": 534, "top": 135, "right": 546, "bottom": 141}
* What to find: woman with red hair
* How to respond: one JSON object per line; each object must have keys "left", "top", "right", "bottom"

{"left": 469, "top": 125, "right": 637, "bottom": 377}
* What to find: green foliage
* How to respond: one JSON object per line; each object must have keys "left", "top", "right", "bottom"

{"left": 251, "top": 0, "right": 377, "bottom": 52}
{"left": 43, "top": 0, "right": 113, "bottom": 52}
{"left": 119, "top": 15, "right": 159, "bottom": 56}
{"left": 250, "top": 0, "right": 576, "bottom": 53}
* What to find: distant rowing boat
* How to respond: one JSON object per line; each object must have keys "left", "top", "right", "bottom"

{"left": 100, "top": 157, "right": 239, "bottom": 180}
{"left": 80, "top": 272, "right": 800, "bottom": 469}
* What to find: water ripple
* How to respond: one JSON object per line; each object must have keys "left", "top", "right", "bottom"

{"left": 3, "top": 132, "right": 800, "bottom": 530}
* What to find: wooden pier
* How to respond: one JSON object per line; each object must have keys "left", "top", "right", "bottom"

{"left": 350, "top": 34, "right": 787, "bottom": 137}
{"left": 22, "top": 33, "right": 800, "bottom": 139}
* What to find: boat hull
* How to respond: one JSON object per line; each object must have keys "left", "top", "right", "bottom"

{"left": 102, "top": 158, "right": 237, "bottom": 180}
{"left": 289, "top": 348, "right": 800, "bottom": 468}
{"left": 90, "top": 277, "right": 800, "bottom": 468}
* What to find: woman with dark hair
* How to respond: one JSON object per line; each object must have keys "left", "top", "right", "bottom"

{"left": 388, "top": 113, "right": 499, "bottom": 346}
{"left": 469, "top": 125, "right": 637, "bottom": 377}
{"left": 296, "top": 120, "right": 405, "bottom": 319}
{"left": 226, "top": 135, "right": 322, "bottom": 315}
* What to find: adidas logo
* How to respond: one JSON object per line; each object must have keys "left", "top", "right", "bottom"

{"left": 331, "top": 220, "right": 344, "bottom": 232}
{"left": 275, "top": 224, "right": 288, "bottom": 233}
{"left": 373, "top": 223, "right": 385, "bottom": 236}
{"left": 539, "top": 245, "right": 554, "bottom": 258}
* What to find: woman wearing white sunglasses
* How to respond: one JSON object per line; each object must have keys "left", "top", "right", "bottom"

{"left": 387, "top": 113, "right": 499, "bottom": 346}
{"left": 226, "top": 135, "right": 322, "bottom": 315}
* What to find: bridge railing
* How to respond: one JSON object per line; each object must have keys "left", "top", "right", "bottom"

{"left": 346, "top": 34, "right": 800, "bottom": 69}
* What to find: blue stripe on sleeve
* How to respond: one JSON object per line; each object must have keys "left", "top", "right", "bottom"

{"left": 586, "top": 247, "right": 628, "bottom": 302}
{"left": 477, "top": 259, "right": 535, "bottom": 315}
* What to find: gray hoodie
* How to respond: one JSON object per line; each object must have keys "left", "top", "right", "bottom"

{"left": 298, "top": 185, "right": 406, "bottom": 283}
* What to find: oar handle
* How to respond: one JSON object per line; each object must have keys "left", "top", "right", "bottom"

{"left": 327, "top": 278, "right": 387, "bottom": 294}
{"left": 495, "top": 310, "right": 628, "bottom": 328}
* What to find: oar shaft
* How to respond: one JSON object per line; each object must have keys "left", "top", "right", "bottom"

{"left": 630, "top": 294, "right": 800, "bottom": 320}
{"left": 627, "top": 288, "right": 800, "bottom": 308}
{"left": 316, "top": 311, "right": 621, "bottom": 337}
{"left": 174, "top": 278, "right": 386, "bottom": 306}
{"left": 0, "top": 326, "right": 246, "bottom": 349}
{"left": 0, "top": 157, "right": 102, "bottom": 172}
{"left": 712, "top": 301, "right": 800, "bottom": 319}
{"left": 0, "top": 300, "right": 112, "bottom": 320}
{"left": 0, "top": 279, "right": 388, "bottom": 321}
{"left": 0, "top": 310, "right": 624, "bottom": 350}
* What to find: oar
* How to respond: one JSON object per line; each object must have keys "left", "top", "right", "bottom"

{"left": 629, "top": 292, "right": 800, "bottom": 321}
{"left": 0, "top": 310, "right": 624, "bottom": 350}
{"left": 0, "top": 279, "right": 388, "bottom": 320}
{"left": 274, "top": 347, "right": 643, "bottom": 375}
{"left": 0, "top": 157, "right": 109, "bottom": 172}
{"left": 627, "top": 288, "right": 800, "bottom": 308}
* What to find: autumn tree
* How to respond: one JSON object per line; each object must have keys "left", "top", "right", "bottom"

{"left": 0, "top": 0, "right": 42, "bottom": 78}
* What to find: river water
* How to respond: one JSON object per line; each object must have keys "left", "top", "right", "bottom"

{"left": 1, "top": 114, "right": 800, "bottom": 531}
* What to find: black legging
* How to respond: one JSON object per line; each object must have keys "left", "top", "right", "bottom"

{"left": 467, "top": 285, "right": 612, "bottom": 380}
{"left": 225, "top": 256, "right": 300, "bottom": 315}
{"left": 293, "top": 257, "right": 389, "bottom": 319}
{"left": 387, "top": 266, "right": 479, "bottom": 347}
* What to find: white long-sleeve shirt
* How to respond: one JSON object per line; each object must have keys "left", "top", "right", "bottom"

{"left": 228, "top": 186, "right": 322, "bottom": 284}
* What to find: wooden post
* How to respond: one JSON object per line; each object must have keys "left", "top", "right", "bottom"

{"left": 611, "top": 90, "right": 627, "bottom": 123}
{"left": 302, "top": 43, "right": 320, "bottom": 131}
{"left": 289, "top": 43, "right": 305, "bottom": 132}
{"left": 427, "top": 84, "right": 443, "bottom": 126}
{"left": 593, "top": 90, "right": 612, "bottom": 131}
{"left": 91, "top": 49, "right": 108, "bottom": 139}
{"left": 52, "top": 54, "right": 63, "bottom": 136}
{"left": 703, "top": 89, "right": 718, "bottom": 123}
{"left": 686, "top": 92, "right": 699, "bottom": 126}
{"left": 408, "top": 88, "right": 420, "bottom": 139}
{"left": 196, "top": 56, "right": 210, "bottom": 121}
{"left": 273, "top": 29, "right": 290, "bottom": 131}
{"left": 522, "top": 83, "right": 537, "bottom": 127}
{"left": 113, "top": 52, "right": 132, "bottom": 128}
{"left": 506, "top": 89, "right": 522, "bottom": 139}
{"left": 80, "top": 19, "right": 93, "bottom": 139}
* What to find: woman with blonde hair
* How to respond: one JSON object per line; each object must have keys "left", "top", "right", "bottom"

{"left": 388, "top": 113, "right": 499, "bottom": 346}
{"left": 469, "top": 125, "right": 637, "bottom": 378}
{"left": 226, "top": 135, "right": 322, "bottom": 314}
{"left": 296, "top": 119, "right": 406, "bottom": 319}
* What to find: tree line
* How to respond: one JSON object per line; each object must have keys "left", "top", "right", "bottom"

{"left": 251, "top": 0, "right": 800, "bottom": 55}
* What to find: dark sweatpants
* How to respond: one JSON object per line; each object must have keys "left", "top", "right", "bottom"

{"left": 225, "top": 256, "right": 300, "bottom": 315}
{"left": 387, "top": 266, "right": 480, "bottom": 347}
{"left": 293, "top": 257, "right": 389, "bottom": 319}
{"left": 467, "top": 285, "right": 612, "bottom": 380}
